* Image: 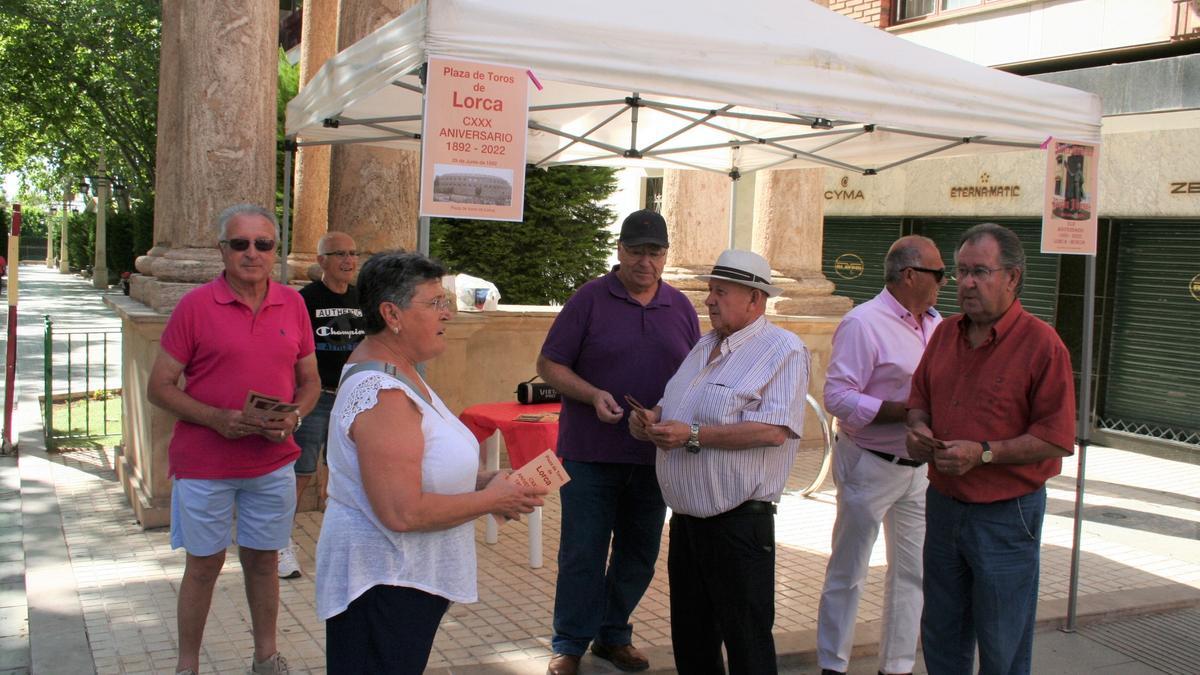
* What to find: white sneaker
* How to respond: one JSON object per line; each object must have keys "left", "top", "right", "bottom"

{"left": 248, "top": 652, "right": 289, "bottom": 674}
{"left": 277, "top": 540, "right": 301, "bottom": 579}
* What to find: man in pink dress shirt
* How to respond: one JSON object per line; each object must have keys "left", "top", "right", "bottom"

{"left": 816, "top": 235, "right": 946, "bottom": 675}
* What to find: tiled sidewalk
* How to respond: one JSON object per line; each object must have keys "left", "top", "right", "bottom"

{"left": 10, "top": 267, "right": 1200, "bottom": 674}
{"left": 44, "top": 436, "right": 1200, "bottom": 674}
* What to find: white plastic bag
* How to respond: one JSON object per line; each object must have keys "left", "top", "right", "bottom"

{"left": 451, "top": 273, "right": 501, "bottom": 311}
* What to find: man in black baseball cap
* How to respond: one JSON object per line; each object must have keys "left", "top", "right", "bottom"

{"left": 538, "top": 209, "right": 699, "bottom": 675}
{"left": 618, "top": 209, "right": 669, "bottom": 248}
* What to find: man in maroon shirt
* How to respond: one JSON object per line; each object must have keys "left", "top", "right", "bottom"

{"left": 906, "top": 223, "right": 1075, "bottom": 675}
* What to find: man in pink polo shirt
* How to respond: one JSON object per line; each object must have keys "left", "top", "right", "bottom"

{"left": 148, "top": 204, "right": 320, "bottom": 675}
{"left": 817, "top": 235, "right": 945, "bottom": 675}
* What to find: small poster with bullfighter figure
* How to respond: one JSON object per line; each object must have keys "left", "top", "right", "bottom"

{"left": 1042, "top": 139, "right": 1099, "bottom": 255}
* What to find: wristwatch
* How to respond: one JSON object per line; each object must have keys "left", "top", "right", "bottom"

{"left": 980, "top": 441, "right": 993, "bottom": 464}
{"left": 685, "top": 423, "right": 701, "bottom": 453}
{"left": 294, "top": 415, "right": 304, "bottom": 433}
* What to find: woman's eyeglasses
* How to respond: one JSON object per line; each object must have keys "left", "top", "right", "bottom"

{"left": 220, "top": 238, "right": 276, "bottom": 252}
{"left": 412, "top": 297, "right": 452, "bottom": 311}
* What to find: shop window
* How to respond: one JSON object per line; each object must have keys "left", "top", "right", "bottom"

{"left": 897, "top": 0, "right": 997, "bottom": 22}
{"left": 643, "top": 177, "right": 663, "bottom": 212}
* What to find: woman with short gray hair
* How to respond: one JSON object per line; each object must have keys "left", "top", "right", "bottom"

{"left": 316, "top": 251, "right": 546, "bottom": 674}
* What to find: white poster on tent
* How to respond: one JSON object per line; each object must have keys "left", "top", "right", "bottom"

{"left": 1042, "top": 140, "right": 1099, "bottom": 255}
{"left": 420, "top": 57, "right": 530, "bottom": 222}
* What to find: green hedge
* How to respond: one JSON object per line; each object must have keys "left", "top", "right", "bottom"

{"left": 40, "top": 200, "right": 154, "bottom": 283}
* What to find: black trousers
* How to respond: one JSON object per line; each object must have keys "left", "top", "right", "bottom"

{"left": 668, "top": 507, "right": 778, "bottom": 675}
{"left": 326, "top": 584, "right": 450, "bottom": 674}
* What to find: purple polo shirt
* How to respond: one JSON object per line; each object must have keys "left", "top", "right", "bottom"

{"left": 541, "top": 268, "right": 700, "bottom": 465}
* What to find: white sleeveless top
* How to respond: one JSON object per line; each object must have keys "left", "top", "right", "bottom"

{"left": 316, "top": 368, "right": 481, "bottom": 621}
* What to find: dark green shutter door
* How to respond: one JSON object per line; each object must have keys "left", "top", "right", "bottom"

{"left": 822, "top": 218, "right": 903, "bottom": 306}
{"left": 1101, "top": 220, "right": 1200, "bottom": 446}
{"left": 915, "top": 219, "right": 1060, "bottom": 325}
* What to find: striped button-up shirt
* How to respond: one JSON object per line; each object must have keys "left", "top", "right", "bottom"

{"left": 656, "top": 316, "right": 810, "bottom": 517}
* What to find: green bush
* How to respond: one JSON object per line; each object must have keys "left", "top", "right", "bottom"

{"left": 0, "top": 206, "right": 49, "bottom": 260}
{"left": 107, "top": 199, "right": 154, "bottom": 277}
{"left": 42, "top": 198, "right": 153, "bottom": 282}
{"left": 431, "top": 165, "right": 618, "bottom": 305}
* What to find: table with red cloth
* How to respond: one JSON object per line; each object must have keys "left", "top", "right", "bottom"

{"left": 459, "top": 401, "right": 560, "bottom": 470}
{"left": 458, "top": 401, "right": 561, "bottom": 568}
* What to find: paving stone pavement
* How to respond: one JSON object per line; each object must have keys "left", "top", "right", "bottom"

{"left": 3, "top": 266, "right": 1200, "bottom": 674}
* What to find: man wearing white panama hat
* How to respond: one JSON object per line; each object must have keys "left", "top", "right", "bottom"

{"left": 630, "top": 249, "right": 810, "bottom": 675}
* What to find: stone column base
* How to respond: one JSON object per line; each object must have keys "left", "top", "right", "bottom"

{"left": 106, "top": 294, "right": 175, "bottom": 530}
{"left": 131, "top": 247, "right": 221, "bottom": 312}
{"left": 664, "top": 267, "right": 852, "bottom": 317}
{"left": 129, "top": 275, "right": 203, "bottom": 314}
{"left": 287, "top": 253, "right": 321, "bottom": 284}
{"left": 116, "top": 450, "right": 172, "bottom": 528}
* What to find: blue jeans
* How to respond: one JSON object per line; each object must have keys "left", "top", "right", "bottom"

{"left": 921, "top": 485, "right": 1046, "bottom": 675}
{"left": 552, "top": 460, "right": 666, "bottom": 656}
{"left": 293, "top": 391, "right": 335, "bottom": 475}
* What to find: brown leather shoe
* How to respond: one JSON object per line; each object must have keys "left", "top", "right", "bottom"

{"left": 590, "top": 643, "right": 650, "bottom": 672}
{"left": 546, "top": 653, "right": 581, "bottom": 675}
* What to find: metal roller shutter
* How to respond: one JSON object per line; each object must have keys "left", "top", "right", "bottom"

{"left": 914, "top": 219, "right": 1060, "bottom": 325}
{"left": 822, "top": 218, "right": 903, "bottom": 306}
{"left": 1100, "top": 220, "right": 1200, "bottom": 446}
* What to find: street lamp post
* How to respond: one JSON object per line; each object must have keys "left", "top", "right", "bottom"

{"left": 45, "top": 196, "right": 55, "bottom": 268}
{"left": 92, "top": 155, "right": 109, "bottom": 289}
{"left": 58, "top": 180, "right": 71, "bottom": 274}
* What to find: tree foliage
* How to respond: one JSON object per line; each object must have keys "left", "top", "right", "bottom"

{"left": 431, "top": 166, "right": 618, "bottom": 305}
{"left": 0, "top": 0, "right": 160, "bottom": 200}
{"left": 277, "top": 49, "right": 300, "bottom": 222}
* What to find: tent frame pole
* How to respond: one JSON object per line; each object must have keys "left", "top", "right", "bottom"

{"left": 279, "top": 140, "right": 295, "bottom": 283}
{"left": 728, "top": 173, "right": 739, "bottom": 248}
{"left": 418, "top": 63, "right": 431, "bottom": 256}
{"left": 1064, "top": 252, "right": 1097, "bottom": 632}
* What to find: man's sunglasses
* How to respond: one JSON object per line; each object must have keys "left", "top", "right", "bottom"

{"left": 908, "top": 266, "right": 948, "bottom": 283}
{"left": 220, "top": 238, "right": 276, "bottom": 252}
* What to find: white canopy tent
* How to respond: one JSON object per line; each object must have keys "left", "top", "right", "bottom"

{"left": 287, "top": 0, "right": 1100, "bottom": 175}
{"left": 285, "top": 0, "right": 1103, "bottom": 629}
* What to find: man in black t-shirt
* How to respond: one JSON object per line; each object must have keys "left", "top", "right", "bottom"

{"left": 278, "top": 231, "right": 366, "bottom": 579}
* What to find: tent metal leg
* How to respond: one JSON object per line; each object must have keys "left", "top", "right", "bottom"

{"left": 280, "top": 140, "right": 295, "bottom": 282}
{"left": 419, "top": 216, "right": 431, "bottom": 256}
{"left": 1065, "top": 252, "right": 1097, "bottom": 632}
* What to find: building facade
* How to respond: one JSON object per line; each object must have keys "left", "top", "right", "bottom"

{"left": 822, "top": 0, "right": 1200, "bottom": 448}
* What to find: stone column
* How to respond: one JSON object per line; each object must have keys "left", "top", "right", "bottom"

{"left": 326, "top": 0, "right": 420, "bottom": 254}
{"left": 660, "top": 169, "right": 732, "bottom": 309}
{"left": 133, "top": 2, "right": 278, "bottom": 312}
{"left": 116, "top": 3, "right": 278, "bottom": 528}
{"left": 752, "top": 168, "right": 851, "bottom": 316}
{"left": 287, "top": 0, "right": 339, "bottom": 281}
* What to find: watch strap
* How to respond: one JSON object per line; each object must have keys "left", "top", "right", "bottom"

{"left": 686, "top": 423, "right": 701, "bottom": 453}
